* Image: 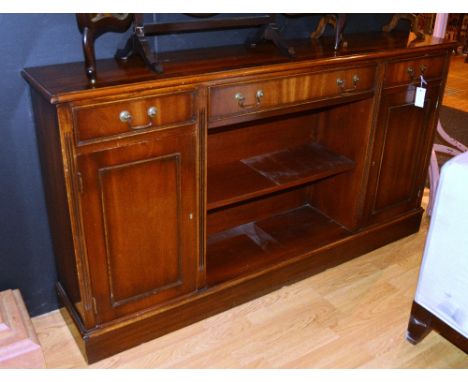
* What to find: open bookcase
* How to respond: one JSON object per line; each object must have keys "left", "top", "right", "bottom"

{"left": 206, "top": 96, "right": 374, "bottom": 286}
{"left": 23, "top": 32, "right": 455, "bottom": 362}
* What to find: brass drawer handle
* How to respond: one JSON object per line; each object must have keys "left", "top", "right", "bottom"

{"left": 119, "top": 106, "right": 158, "bottom": 130}
{"left": 337, "top": 74, "right": 360, "bottom": 93}
{"left": 407, "top": 66, "right": 415, "bottom": 79}
{"left": 234, "top": 89, "right": 264, "bottom": 109}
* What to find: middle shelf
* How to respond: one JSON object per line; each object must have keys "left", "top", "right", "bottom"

{"left": 207, "top": 142, "right": 355, "bottom": 211}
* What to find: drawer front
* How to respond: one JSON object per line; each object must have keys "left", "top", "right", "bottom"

{"left": 209, "top": 65, "right": 376, "bottom": 123}
{"left": 384, "top": 55, "right": 446, "bottom": 87}
{"left": 73, "top": 91, "right": 195, "bottom": 143}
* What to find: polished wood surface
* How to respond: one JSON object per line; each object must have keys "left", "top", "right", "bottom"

{"left": 31, "top": 192, "right": 468, "bottom": 368}
{"left": 207, "top": 204, "right": 350, "bottom": 286}
{"left": 22, "top": 32, "right": 455, "bottom": 104}
{"left": 24, "top": 32, "right": 456, "bottom": 363}
{"left": 407, "top": 301, "right": 468, "bottom": 353}
{"left": 76, "top": 14, "right": 133, "bottom": 84}
{"left": 384, "top": 54, "right": 446, "bottom": 86}
{"left": 76, "top": 125, "right": 199, "bottom": 323}
{"left": 208, "top": 64, "right": 376, "bottom": 125}
{"left": 72, "top": 89, "right": 195, "bottom": 143}
{"left": 208, "top": 143, "right": 354, "bottom": 210}
{"left": 364, "top": 83, "right": 442, "bottom": 226}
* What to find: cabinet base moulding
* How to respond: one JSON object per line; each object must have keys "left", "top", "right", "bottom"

{"left": 62, "top": 210, "right": 423, "bottom": 364}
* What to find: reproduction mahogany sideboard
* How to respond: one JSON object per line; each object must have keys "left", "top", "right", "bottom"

{"left": 22, "top": 32, "right": 456, "bottom": 363}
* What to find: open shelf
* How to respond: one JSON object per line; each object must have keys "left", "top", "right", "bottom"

{"left": 206, "top": 204, "right": 351, "bottom": 286}
{"left": 207, "top": 143, "right": 354, "bottom": 211}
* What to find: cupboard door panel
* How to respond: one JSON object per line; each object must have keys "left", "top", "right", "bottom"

{"left": 78, "top": 126, "right": 198, "bottom": 323}
{"left": 99, "top": 154, "right": 182, "bottom": 306}
{"left": 365, "top": 84, "right": 441, "bottom": 225}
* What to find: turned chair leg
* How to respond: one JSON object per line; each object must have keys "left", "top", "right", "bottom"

{"left": 406, "top": 302, "right": 433, "bottom": 345}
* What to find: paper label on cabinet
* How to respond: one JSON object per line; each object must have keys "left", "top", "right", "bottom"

{"left": 414, "top": 87, "right": 426, "bottom": 108}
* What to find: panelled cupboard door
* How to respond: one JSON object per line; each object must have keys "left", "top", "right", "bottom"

{"left": 364, "top": 83, "right": 441, "bottom": 226}
{"left": 76, "top": 125, "right": 199, "bottom": 323}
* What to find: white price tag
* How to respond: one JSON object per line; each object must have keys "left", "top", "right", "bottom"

{"left": 414, "top": 87, "right": 426, "bottom": 108}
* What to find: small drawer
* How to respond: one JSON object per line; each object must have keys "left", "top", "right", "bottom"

{"left": 72, "top": 91, "right": 195, "bottom": 142}
{"left": 384, "top": 55, "right": 446, "bottom": 87}
{"left": 209, "top": 65, "right": 376, "bottom": 123}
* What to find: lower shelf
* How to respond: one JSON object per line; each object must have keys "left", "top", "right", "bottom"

{"left": 62, "top": 208, "right": 424, "bottom": 363}
{"left": 206, "top": 204, "right": 350, "bottom": 286}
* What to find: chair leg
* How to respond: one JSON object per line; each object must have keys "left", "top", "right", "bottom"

{"left": 406, "top": 301, "right": 433, "bottom": 345}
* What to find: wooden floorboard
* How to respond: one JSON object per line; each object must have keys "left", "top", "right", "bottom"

{"left": 443, "top": 55, "right": 468, "bottom": 111}
{"left": 31, "top": 191, "right": 468, "bottom": 368}
{"left": 31, "top": 55, "right": 468, "bottom": 369}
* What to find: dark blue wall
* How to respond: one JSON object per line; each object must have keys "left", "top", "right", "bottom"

{"left": 0, "top": 13, "right": 399, "bottom": 317}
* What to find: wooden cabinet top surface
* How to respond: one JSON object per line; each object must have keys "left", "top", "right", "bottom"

{"left": 22, "top": 32, "right": 456, "bottom": 104}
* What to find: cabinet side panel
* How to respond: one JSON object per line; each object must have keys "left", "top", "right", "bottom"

{"left": 30, "top": 90, "right": 82, "bottom": 316}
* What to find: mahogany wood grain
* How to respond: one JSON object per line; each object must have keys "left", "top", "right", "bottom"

{"left": 310, "top": 97, "right": 378, "bottom": 230}
{"left": 207, "top": 187, "right": 310, "bottom": 235}
{"left": 207, "top": 111, "right": 317, "bottom": 166}
{"left": 208, "top": 64, "right": 376, "bottom": 124}
{"left": 76, "top": 125, "right": 199, "bottom": 323}
{"left": 23, "top": 31, "right": 456, "bottom": 363}
{"left": 72, "top": 90, "right": 195, "bottom": 143}
{"left": 29, "top": 90, "right": 86, "bottom": 321}
{"left": 22, "top": 33, "right": 456, "bottom": 104}
{"left": 30, "top": 68, "right": 468, "bottom": 367}
{"left": 384, "top": 54, "right": 446, "bottom": 87}
{"left": 142, "top": 15, "right": 274, "bottom": 35}
{"left": 208, "top": 143, "right": 354, "bottom": 210}
{"left": 207, "top": 205, "right": 350, "bottom": 286}
{"left": 75, "top": 209, "right": 424, "bottom": 363}
{"left": 364, "top": 83, "right": 442, "bottom": 226}
{"left": 76, "top": 14, "right": 133, "bottom": 84}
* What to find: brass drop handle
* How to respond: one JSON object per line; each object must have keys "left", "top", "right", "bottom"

{"left": 407, "top": 66, "right": 415, "bottom": 79}
{"left": 235, "top": 89, "right": 264, "bottom": 109}
{"left": 119, "top": 106, "right": 158, "bottom": 130}
{"left": 337, "top": 74, "right": 360, "bottom": 93}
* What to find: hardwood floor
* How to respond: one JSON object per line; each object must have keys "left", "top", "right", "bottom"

{"left": 443, "top": 55, "right": 468, "bottom": 111}
{"left": 31, "top": 191, "right": 468, "bottom": 368}
{"left": 31, "top": 55, "right": 468, "bottom": 368}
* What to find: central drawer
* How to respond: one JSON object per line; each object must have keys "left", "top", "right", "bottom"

{"left": 72, "top": 90, "right": 196, "bottom": 143}
{"left": 208, "top": 65, "right": 376, "bottom": 125}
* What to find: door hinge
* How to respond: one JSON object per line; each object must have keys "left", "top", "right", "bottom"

{"left": 77, "top": 172, "right": 84, "bottom": 193}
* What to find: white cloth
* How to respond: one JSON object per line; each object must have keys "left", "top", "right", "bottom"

{"left": 415, "top": 151, "right": 468, "bottom": 338}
